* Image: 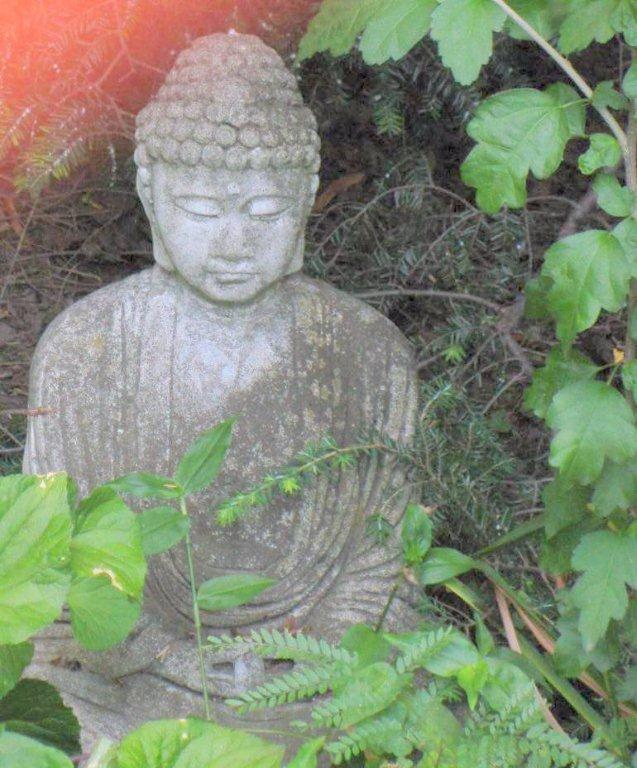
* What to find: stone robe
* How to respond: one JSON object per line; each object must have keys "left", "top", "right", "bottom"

{"left": 23, "top": 265, "right": 418, "bottom": 743}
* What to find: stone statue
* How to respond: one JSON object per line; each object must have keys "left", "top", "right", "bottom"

{"left": 23, "top": 33, "right": 418, "bottom": 747}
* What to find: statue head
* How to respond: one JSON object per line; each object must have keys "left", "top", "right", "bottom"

{"left": 134, "top": 33, "right": 321, "bottom": 304}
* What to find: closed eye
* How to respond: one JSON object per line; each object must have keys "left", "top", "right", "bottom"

{"left": 173, "top": 196, "right": 223, "bottom": 217}
{"left": 246, "top": 195, "right": 293, "bottom": 220}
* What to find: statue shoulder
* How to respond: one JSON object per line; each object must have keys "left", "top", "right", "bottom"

{"left": 32, "top": 269, "right": 153, "bottom": 364}
{"left": 291, "top": 275, "right": 416, "bottom": 366}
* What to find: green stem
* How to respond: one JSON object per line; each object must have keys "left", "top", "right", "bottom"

{"left": 375, "top": 578, "right": 401, "bottom": 632}
{"left": 517, "top": 636, "right": 611, "bottom": 738}
{"left": 624, "top": 83, "right": 637, "bottom": 411}
{"left": 180, "top": 496, "right": 211, "bottom": 720}
{"left": 489, "top": 0, "right": 629, "bottom": 159}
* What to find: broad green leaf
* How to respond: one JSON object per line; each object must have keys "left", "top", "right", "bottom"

{"left": 173, "top": 724, "right": 283, "bottom": 768}
{"left": 559, "top": 0, "right": 616, "bottom": 53}
{"left": 115, "top": 718, "right": 208, "bottom": 768}
{"left": 506, "top": 0, "right": 568, "bottom": 40}
{"left": 0, "top": 643, "right": 32, "bottom": 699}
{"left": 546, "top": 380, "right": 637, "bottom": 485}
{"left": 542, "top": 476, "right": 589, "bottom": 538}
{"left": 0, "top": 474, "right": 72, "bottom": 645}
{"left": 571, "top": 527, "right": 637, "bottom": 648}
{"left": 460, "top": 144, "right": 527, "bottom": 214}
{"left": 421, "top": 631, "right": 480, "bottom": 678}
{"left": 613, "top": 216, "right": 637, "bottom": 265}
{"left": 359, "top": 0, "right": 437, "bottom": 64}
{"left": 298, "top": 0, "right": 384, "bottom": 60}
{"left": 619, "top": 666, "right": 637, "bottom": 703}
{"left": 340, "top": 623, "right": 391, "bottom": 666}
{"left": 196, "top": 573, "right": 275, "bottom": 612}
{"left": 461, "top": 85, "right": 584, "bottom": 211}
{"left": 286, "top": 738, "right": 325, "bottom": 768}
{"left": 68, "top": 576, "right": 140, "bottom": 651}
{"left": 578, "top": 133, "right": 621, "bottom": 175}
{"left": 0, "top": 731, "right": 73, "bottom": 768}
{"left": 430, "top": 0, "right": 505, "bottom": 86}
{"left": 332, "top": 662, "right": 407, "bottom": 726}
{"left": 108, "top": 473, "right": 183, "bottom": 501}
{"left": 539, "top": 518, "right": 600, "bottom": 575}
{"left": 592, "top": 173, "right": 635, "bottom": 217}
{"left": 0, "top": 679, "right": 80, "bottom": 755}
{"left": 612, "top": 0, "right": 637, "bottom": 45}
{"left": 524, "top": 347, "right": 598, "bottom": 419}
{"left": 406, "top": 700, "right": 461, "bottom": 760}
{"left": 401, "top": 503, "right": 433, "bottom": 565}
{"left": 456, "top": 658, "right": 488, "bottom": 708}
{"left": 416, "top": 548, "right": 475, "bottom": 585}
{"left": 623, "top": 60, "right": 637, "bottom": 100}
{"left": 541, "top": 230, "right": 631, "bottom": 342}
{"left": 590, "top": 460, "right": 637, "bottom": 516}
{"left": 591, "top": 81, "right": 629, "bottom": 111}
{"left": 138, "top": 507, "right": 189, "bottom": 556}
{"left": 623, "top": 359, "right": 637, "bottom": 400}
{"left": 553, "top": 613, "right": 619, "bottom": 677}
{"left": 175, "top": 420, "right": 233, "bottom": 495}
{"left": 70, "top": 488, "right": 146, "bottom": 599}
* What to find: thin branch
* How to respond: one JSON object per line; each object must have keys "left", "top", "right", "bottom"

{"left": 355, "top": 288, "right": 501, "bottom": 312}
{"left": 490, "top": 0, "right": 629, "bottom": 158}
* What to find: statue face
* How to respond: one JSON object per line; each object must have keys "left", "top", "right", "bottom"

{"left": 149, "top": 164, "right": 312, "bottom": 304}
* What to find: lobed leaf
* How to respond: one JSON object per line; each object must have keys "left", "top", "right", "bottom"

{"left": 524, "top": 347, "right": 598, "bottom": 420}
{"left": 298, "top": 0, "right": 384, "bottom": 60}
{"left": 571, "top": 526, "right": 637, "bottom": 649}
{"left": 430, "top": 0, "right": 505, "bottom": 86}
{"left": 0, "top": 731, "right": 73, "bottom": 768}
{"left": 546, "top": 380, "right": 637, "bottom": 485}
{"left": 592, "top": 173, "right": 634, "bottom": 217}
{"left": 359, "top": 0, "right": 437, "bottom": 64}
{"left": 578, "top": 133, "right": 621, "bottom": 175}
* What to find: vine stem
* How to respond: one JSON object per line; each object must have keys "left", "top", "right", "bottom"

{"left": 489, "top": 0, "right": 630, "bottom": 159}
{"left": 180, "top": 496, "right": 211, "bottom": 719}
{"left": 624, "top": 69, "right": 637, "bottom": 409}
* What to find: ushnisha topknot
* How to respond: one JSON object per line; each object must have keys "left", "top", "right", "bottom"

{"left": 133, "top": 33, "right": 321, "bottom": 198}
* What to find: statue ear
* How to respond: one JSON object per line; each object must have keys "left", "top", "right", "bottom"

{"left": 136, "top": 170, "right": 175, "bottom": 272}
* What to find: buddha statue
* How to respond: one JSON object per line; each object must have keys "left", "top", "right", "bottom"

{"left": 23, "top": 33, "right": 418, "bottom": 746}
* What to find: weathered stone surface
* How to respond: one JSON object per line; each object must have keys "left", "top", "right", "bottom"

{"left": 23, "top": 32, "right": 418, "bottom": 748}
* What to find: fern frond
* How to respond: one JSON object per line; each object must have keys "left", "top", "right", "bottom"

{"left": 207, "top": 628, "right": 358, "bottom": 666}
{"left": 373, "top": 98, "right": 404, "bottom": 137}
{"left": 535, "top": 726, "right": 628, "bottom": 768}
{"left": 324, "top": 716, "right": 405, "bottom": 765}
{"left": 395, "top": 625, "right": 455, "bottom": 673}
{"left": 226, "top": 664, "right": 341, "bottom": 712}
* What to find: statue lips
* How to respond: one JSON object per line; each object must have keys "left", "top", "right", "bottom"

{"left": 212, "top": 271, "right": 256, "bottom": 285}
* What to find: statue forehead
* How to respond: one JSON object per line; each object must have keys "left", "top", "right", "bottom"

{"left": 152, "top": 163, "right": 309, "bottom": 197}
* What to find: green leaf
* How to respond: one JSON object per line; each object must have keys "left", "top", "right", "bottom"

{"left": 332, "top": 662, "right": 407, "bottom": 726}
{"left": 623, "top": 60, "right": 637, "bottom": 100}
{"left": 590, "top": 460, "right": 637, "bottom": 516}
{"left": 116, "top": 718, "right": 284, "bottom": 768}
{"left": 359, "top": 0, "right": 437, "bottom": 64}
{"left": 623, "top": 359, "right": 637, "bottom": 400}
{"left": 540, "top": 518, "right": 600, "bottom": 575}
{"left": 175, "top": 420, "right": 233, "bottom": 495}
{"left": 0, "top": 474, "right": 72, "bottom": 645}
{"left": 553, "top": 612, "right": 618, "bottom": 677}
{"left": 612, "top": 216, "right": 637, "bottom": 264}
{"left": 0, "top": 643, "right": 32, "bottom": 700}
{"left": 571, "top": 527, "right": 637, "bottom": 649}
{"left": 340, "top": 624, "right": 391, "bottom": 666}
{"left": 578, "top": 133, "right": 621, "bottom": 175}
{"left": 298, "top": 0, "right": 384, "bottom": 60}
{"left": 619, "top": 665, "right": 637, "bottom": 703}
{"left": 541, "top": 230, "right": 631, "bottom": 342}
{"left": 70, "top": 488, "right": 146, "bottom": 599}
{"left": 546, "top": 380, "right": 637, "bottom": 484}
{"left": 138, "top": 507, "right": 189, "bottom": 556}
{"left": 559, "top": 0, "right": 616, "bottom": 53}
{"left": 286, "top": 738, "right": 325, "bottom": 768}
{"left": 456, "top": 658, "right": 489, "bottom": 709}
{"left": 430, "top": 0, "right": 505, "bottom": 85}
{"left": 0, "top": 679, "right": 80, "bottom": 755}
{"left": 416, "top": 548, "right": 475, "bottom": 585}
{"left": 461, "top": 85, "right": 584, "bottom": 212}
{"left": 505, "top": 0, "right": 567, "bottom": 40}
{"left": 591, "top": 81, "right": 629, "bottom": 111}
{"left": 524, "top": 347, "right": 598, "bottom": 419}
{"left": 593, "top": 173, "right": 635, "bottom": 217}
{"left": 108, "top": 473, "right": 183, "bottom": 501}
{"left": 401, "top": 503, "right": 433, "bottom": 565}
{"left": 68, "top": 576, "right": 140, "bottom": 651}
{"left": 460, "top": 144, "right": 528, "bottom": 214}
{"left": 542, "top": 476, "right": 589, "bottom": 538}
{"left": 196, "top": 573, "right": 275, "bottom": 612}
{"left": 0, "top": 731, "right": 73, "bottom": 768}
